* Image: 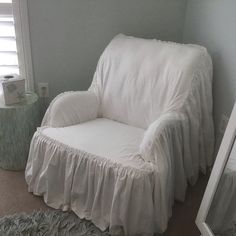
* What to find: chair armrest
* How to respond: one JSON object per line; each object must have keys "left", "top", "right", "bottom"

{"left": 140, "top": 112, "right": 187, "bottom": 202}
{"left": 41, "top": 91, "right": 99, "bottom": 127}
{"left": 140, "top": 112, "right": 186, "bottom": 162}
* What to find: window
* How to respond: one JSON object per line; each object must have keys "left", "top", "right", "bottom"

{"left": 0, "top": 0, "right": 33, "bottom": 90}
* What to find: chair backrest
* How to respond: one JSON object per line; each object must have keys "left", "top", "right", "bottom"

{"left": 91, "top": 34, "right": 212, "bottom": 129}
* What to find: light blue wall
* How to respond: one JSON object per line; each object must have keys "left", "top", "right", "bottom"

{"left": 183, "top": 0, "right": 236, "bottom": 147}
{"left": 28, "top": 0, "right": 187, "bottom": 99}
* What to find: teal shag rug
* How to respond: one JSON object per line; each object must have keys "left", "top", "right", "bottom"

{"left": 0, "top": 210, "right": 110, "bottom": 236}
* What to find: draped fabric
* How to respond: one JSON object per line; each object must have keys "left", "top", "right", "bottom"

{"left": 25, "top": 35, "right": 214, "bottom": 235}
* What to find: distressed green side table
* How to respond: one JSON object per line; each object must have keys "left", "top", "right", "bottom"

{"left": 0, "top": 92, "right": 40, "bottom": 170}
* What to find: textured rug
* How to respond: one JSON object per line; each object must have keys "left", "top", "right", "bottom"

{"left": 0, "top": 210, "right": 110, "bottom": 236}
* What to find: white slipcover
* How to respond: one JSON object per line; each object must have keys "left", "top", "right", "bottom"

{"left": 25, "top": 34, "right": 214, "bottom": 235}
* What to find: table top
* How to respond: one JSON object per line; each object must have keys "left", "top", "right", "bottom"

{"left": 0, "top": 92, "right": 38, "bottom": 109}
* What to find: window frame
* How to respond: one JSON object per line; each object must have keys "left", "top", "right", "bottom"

{"left": 12, "top": 0, "right": 34, "bottom": 91}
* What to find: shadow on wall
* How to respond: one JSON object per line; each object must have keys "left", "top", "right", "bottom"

{"left": 38, "top": 98, "right": 49, "bottom": 123}
{"left": 183, "top": 0, "right": 236, "bottom": 153}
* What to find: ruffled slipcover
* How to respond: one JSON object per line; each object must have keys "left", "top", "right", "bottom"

{"left": 25, "top": 34, "right": 214, "bottom": 236}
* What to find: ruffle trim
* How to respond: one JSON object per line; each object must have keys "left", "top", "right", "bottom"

{"left": 36, "top": 128, "right": 154, "bottom": 177}
{"left": 26, "top": 130, "right": 161, "bottom": 235}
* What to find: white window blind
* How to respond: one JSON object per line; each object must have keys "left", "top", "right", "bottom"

{"left": 0, "top": 0, "right": 34, "bottom": 90}
{"left": 0, "top": 0, "right": 19, "bottom": 76}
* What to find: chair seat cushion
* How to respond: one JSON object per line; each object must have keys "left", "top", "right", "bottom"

{"left": 42, "top": 118, "right": 145, "bottom": 168}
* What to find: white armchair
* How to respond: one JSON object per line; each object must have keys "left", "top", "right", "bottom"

{"left": 25, "top": 34, "right": 214, "bottom": 236}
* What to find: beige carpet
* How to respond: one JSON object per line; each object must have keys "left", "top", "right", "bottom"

{"left": 0, "top": 169, "right": 208, "bottom": 236}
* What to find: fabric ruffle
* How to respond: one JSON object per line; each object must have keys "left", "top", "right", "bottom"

{"left": 26, "top": 129, "right": 160, "bottom": 235}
